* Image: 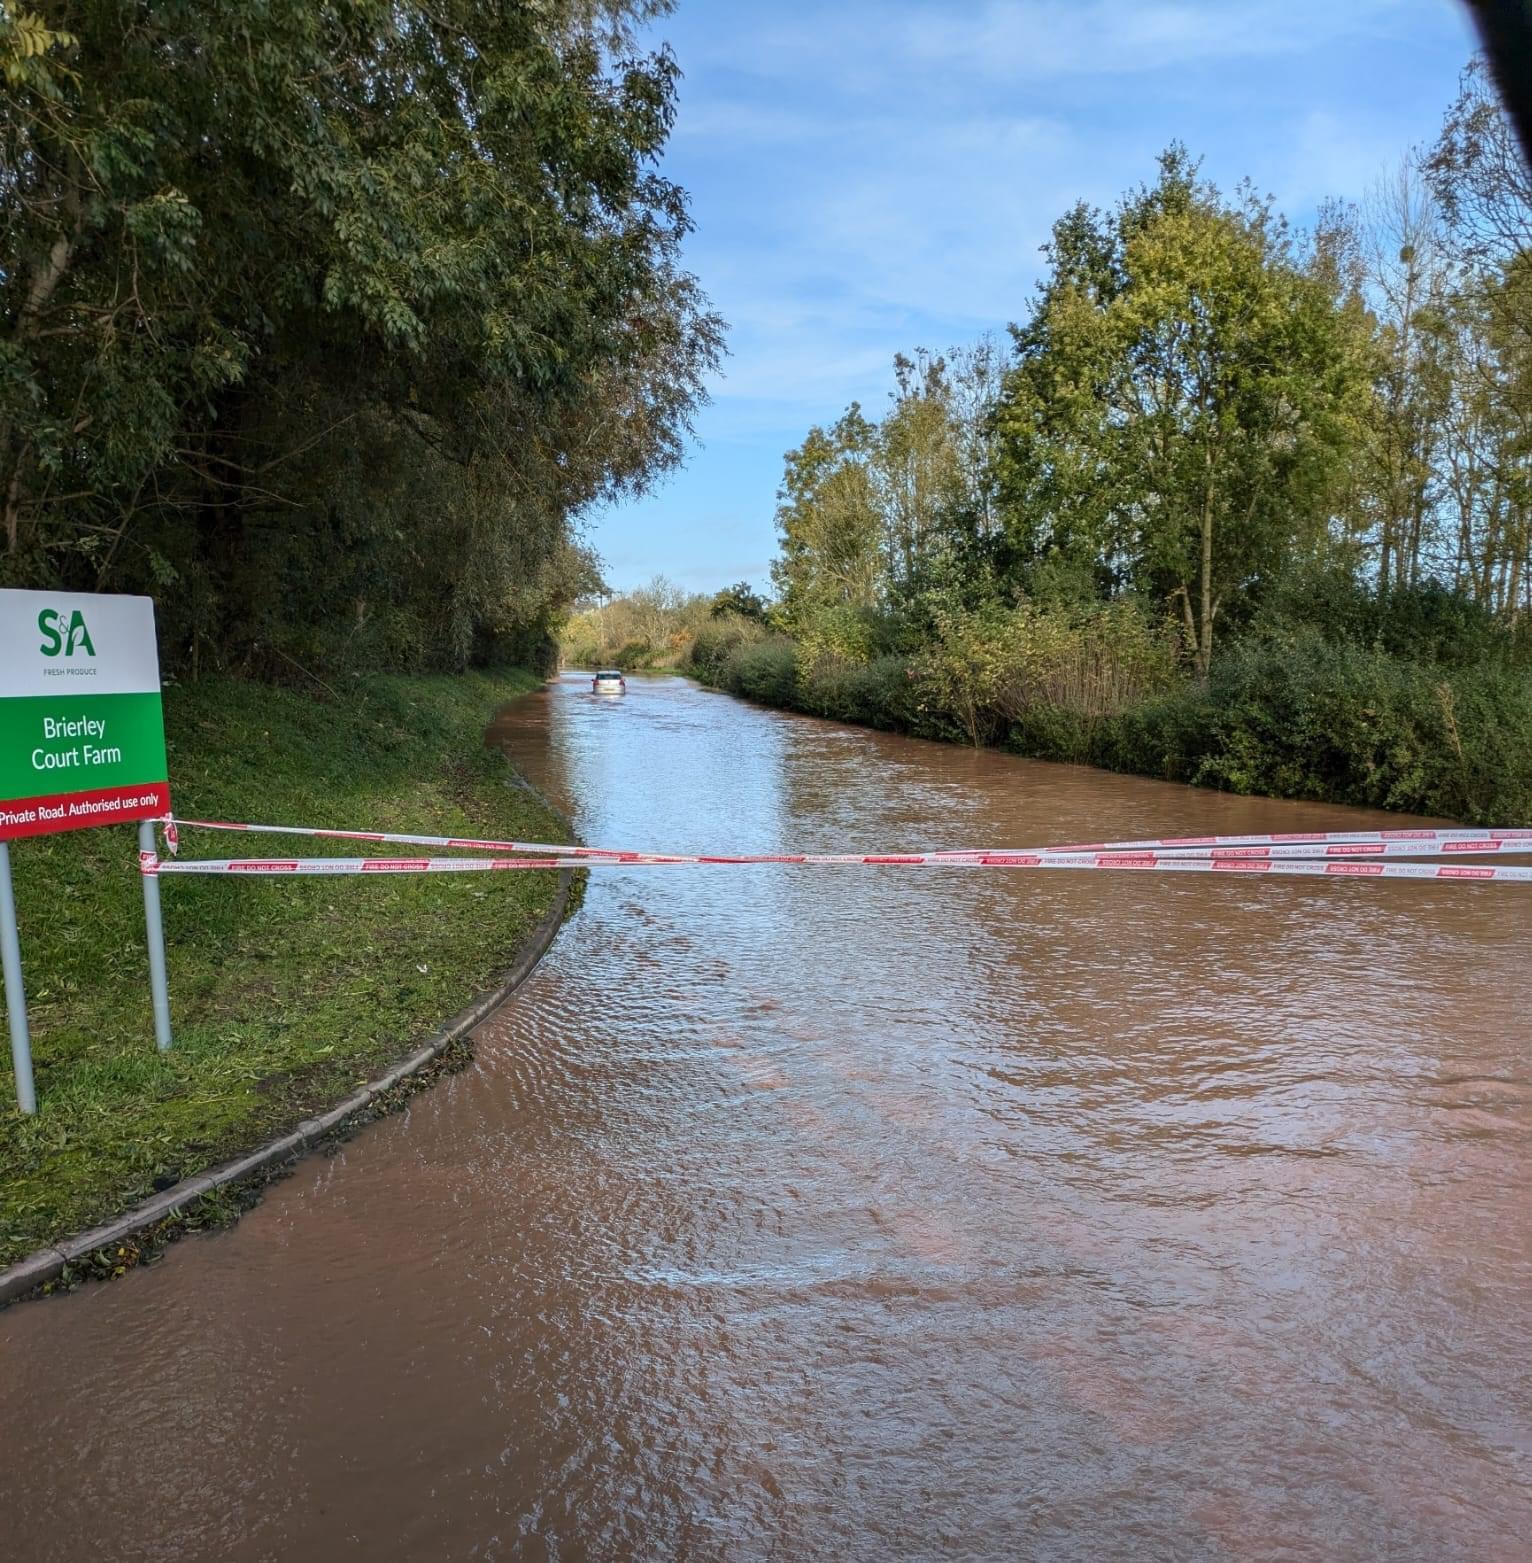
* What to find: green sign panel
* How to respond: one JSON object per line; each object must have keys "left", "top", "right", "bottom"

{"left": 0, "top": 590, "right": 169, "bottom": 842}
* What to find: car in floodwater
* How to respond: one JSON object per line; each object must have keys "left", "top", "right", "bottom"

{"left": 592, "top": 669, "right": 627, "bottom": 694}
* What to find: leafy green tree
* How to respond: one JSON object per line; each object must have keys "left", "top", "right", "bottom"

{"left": 0, "top": 0, "right": 721, "bottom": 673}
{"left": 875, "top": 351, "right": 965, "bottom": 599}
{"left": 995, "top": 149, "right": 1375, "bottom": 675}
{"left": 770, "top": 405, "right": 882, "bottom": 629}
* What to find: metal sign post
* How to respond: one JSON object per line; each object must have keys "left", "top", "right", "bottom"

{"left": 138, "top": 819, "right": 173, "bottom": 1053}
{"left": 0, "top": 841, "right": 36, "bottom": 1114}
{"left": 0, "top": 589, "right": 173, "bottom": 1110}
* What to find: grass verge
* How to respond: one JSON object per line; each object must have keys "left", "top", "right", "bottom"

{"left": 1, "top": 668, "right": 568, "bottom": 1270}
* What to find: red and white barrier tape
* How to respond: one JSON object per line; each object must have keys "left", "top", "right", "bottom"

{"left": 141, "top": 851, "right": 1532, "bottom": 883}
{"left": 154, "top": 815, "right": 1532, "bottom": 866}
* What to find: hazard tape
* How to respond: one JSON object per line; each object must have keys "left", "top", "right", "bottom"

{"left": 1008, "top": 827, "right": 1532, "bottom": 852}
{"left": 155, "top": 815, "right": 1532, "bottom": 866}
{"left": 142, "top": 852, "right": 1532, "bottom": 883}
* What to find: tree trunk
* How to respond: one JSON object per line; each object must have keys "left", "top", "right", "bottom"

{"left": 2, "top": 188, "right": 80, "bottom": 554}
{"left": 1197, "top": 481, "right": 1215, "bottom": 678}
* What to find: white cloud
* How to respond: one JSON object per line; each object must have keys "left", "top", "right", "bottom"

{"left": 897, "top": 0, "right": 1391, "bottom": 78}
{"left": 680, "top": 0, "right": 1423, "bottom": 93}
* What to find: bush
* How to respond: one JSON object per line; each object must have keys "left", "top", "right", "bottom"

{"left": 718, "top": 636, "right": 802, "bottom": 707}
{"left": 684, "top": 583, "right": 1532, "bottom": 825}
{"left": 1083, "top": 682, "right": 1218, "bottom": 782}
{"left": 1261, "top": 564, "right": 1529, "bottom": 670}
{"left": 688, "top": 614, "right": 767, "bottom": 681}
{"left": 795, "top": 653, "right": 917, "bottom": 729}
{"left": 1082, "top": 624, "right": 1532, "bottom": 823}
{"left": 909, "top": 599, "right": 1179, "bottom": 748}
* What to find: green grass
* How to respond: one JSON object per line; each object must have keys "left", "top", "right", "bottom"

{"left": 0, "top": 668, "right": 569, "bottom": 1268}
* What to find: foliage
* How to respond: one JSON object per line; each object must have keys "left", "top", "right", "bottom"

{"left": 1090, "top": 626, "right": 1532, "bottom": 824}
{"left": 1258, "top": 562, "right": 1531, "bottom": 668}
{"left": 994, "top": 147, "right": 1375, "bottom": 675}
{"left": 688, "top": 611, "right": 767, "bottom": 680}
{"left": 1423, "top": 56, "right": 1532, "bottom": 267}
{"left": 1329, "top": 148, "right": 1531, "bottom": 616}
{"left": 770, "top": 341, "right": 1010, "bottom": 632}
{"left": 789, "top": 653, "right": 916, "bottom": 730}
{"left": 710, "top": 580, "right": 767, "bottom": 621}
{"left": 703, "top": 71, "right": 1531, "bottom": 827}
{"left": 711, "top": 635, "right": 800, "bottom": 708}
{"left": 693, "top": 597, "right": 1179, "bottom": 750}
{"left": 0, "top": 1, "right": 722, "bottom": 675}
{"left": 906, "top": 598, "right": 1180, "bottom": 748}
{"left": 559, "top": 574, "right": 713, "bottom": 668}
{"left": 770, "top": 405, "right": 883, "bottom": 627}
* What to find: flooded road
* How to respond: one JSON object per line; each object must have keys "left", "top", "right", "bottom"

{"left": 2, "top": 671, "right": 1530, "bottom": 1560}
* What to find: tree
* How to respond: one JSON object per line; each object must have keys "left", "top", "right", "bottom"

{"left": 995, "top": 149, "right": 1374, "bottom": 675}
{"left": 1424, "top": 57, "right": 1532, "bottom": 273}
{"left": 0, "top": 1, "right": 722, "bottom": 674}
{"left": 710, "top": 581, "right": 767, "bottom": 620}
{"left": 623, "top": 574, "right": 682, "bottom": 644}
{"left": 1355, "top": 163, "right": 1457, "bottom": 595}
{"left": 770, "top": 405, "right": 882, "bottom": 628}
{"left": 1412, "top": 59, "right": 1532, "bottom": 618}
{"left": 875, "top": 351, "right": 965, "bottom": 600}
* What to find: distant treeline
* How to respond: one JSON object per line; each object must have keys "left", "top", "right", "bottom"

{"left": 561, "top": 577, "right": 765, "bottom": 670}
{"left": 0, "top": 3, "right": 721, "bottom": 678}
{"left": 679, "top": 64, "right": 1532, "bottom": 824}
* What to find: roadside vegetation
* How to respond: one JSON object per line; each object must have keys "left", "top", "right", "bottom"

{"left": 683, "top": 66, "right": 1532, "bottom": 826}
{"left": 0, "top": 670, "right": 568, "bottom": 1269}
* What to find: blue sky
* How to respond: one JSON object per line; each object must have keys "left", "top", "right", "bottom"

{"left": 587, "top": 0, "right": 1480, "bottom": 597}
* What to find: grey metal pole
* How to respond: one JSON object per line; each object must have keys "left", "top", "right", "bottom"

{"left": 138, "top": 819, "right": 173, "bottom": 1052}
{"left": 0, "top": 841, "right": 37, "bottom": 1115}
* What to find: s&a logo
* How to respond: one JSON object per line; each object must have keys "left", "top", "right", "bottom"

{"left": 37, "top": 608, "right": 96, "bottom": 659}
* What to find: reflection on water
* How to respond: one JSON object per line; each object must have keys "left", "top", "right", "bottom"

{"left": 2, "top": 672, "right": 1529, "bottom": 1561}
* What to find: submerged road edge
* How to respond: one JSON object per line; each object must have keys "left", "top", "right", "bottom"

{"left": 0, "top": 866, "right": 576, "bottom": 1309}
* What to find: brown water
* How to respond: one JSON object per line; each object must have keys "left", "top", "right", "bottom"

{"left": 2, "top": 672, "right": 1530, "bottom": 1561}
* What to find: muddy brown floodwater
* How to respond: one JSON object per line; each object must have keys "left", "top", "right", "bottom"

{"left": 2, "top": 672, "right": 1530, "bottom": 1561}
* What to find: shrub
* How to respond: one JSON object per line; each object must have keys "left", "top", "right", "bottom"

{"left": 1083, "top": 682, "right": 1218, "bottom": 782}
{"left": 1089, "top": 624, "right": 1532, "bottom": 823}
{"left": 684, "top": 583, "right": 1532, "bottom": 826}
{"left": 795, "top": 604, "right": 891, "bottom": 666}
{"left": 796, "top": 653, "right": 917, "bottom": 728}
{"left": 1261, "top": 564, "right": 1528, "bottom": 670}
{"left": 910, "top": 599, "right": 1179, "bottom": 748}
{"left": 688, "top": 614, "right": 766, "bottom": 681}
{"left": 719, "top": 636, "right": 802, "bottom": 706}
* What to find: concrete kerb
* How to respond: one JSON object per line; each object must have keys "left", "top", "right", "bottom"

{"left": 0, "top": 867, "right": 574, "bottom": 1307}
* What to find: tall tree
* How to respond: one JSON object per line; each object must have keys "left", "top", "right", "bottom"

{"left": 1357, "top": 163, "right": 1456, "bottom": 594}
{"left": 875, "top": 351, "right": 963, "bottom": 600}
{"left": 1424, "top": 57, "right": 1532, "bottom": 273}
{"left": 0, "top": 1, "right": 721, "bottom": 672}
{"left": 1418, "top": 55, "right": 1532, "bottom": 619}
{"left": 995, "top": 150, "right": 1374, "bottom": 675}
{"left": 770, "top": 406, "right": 882, "bottom": 628}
